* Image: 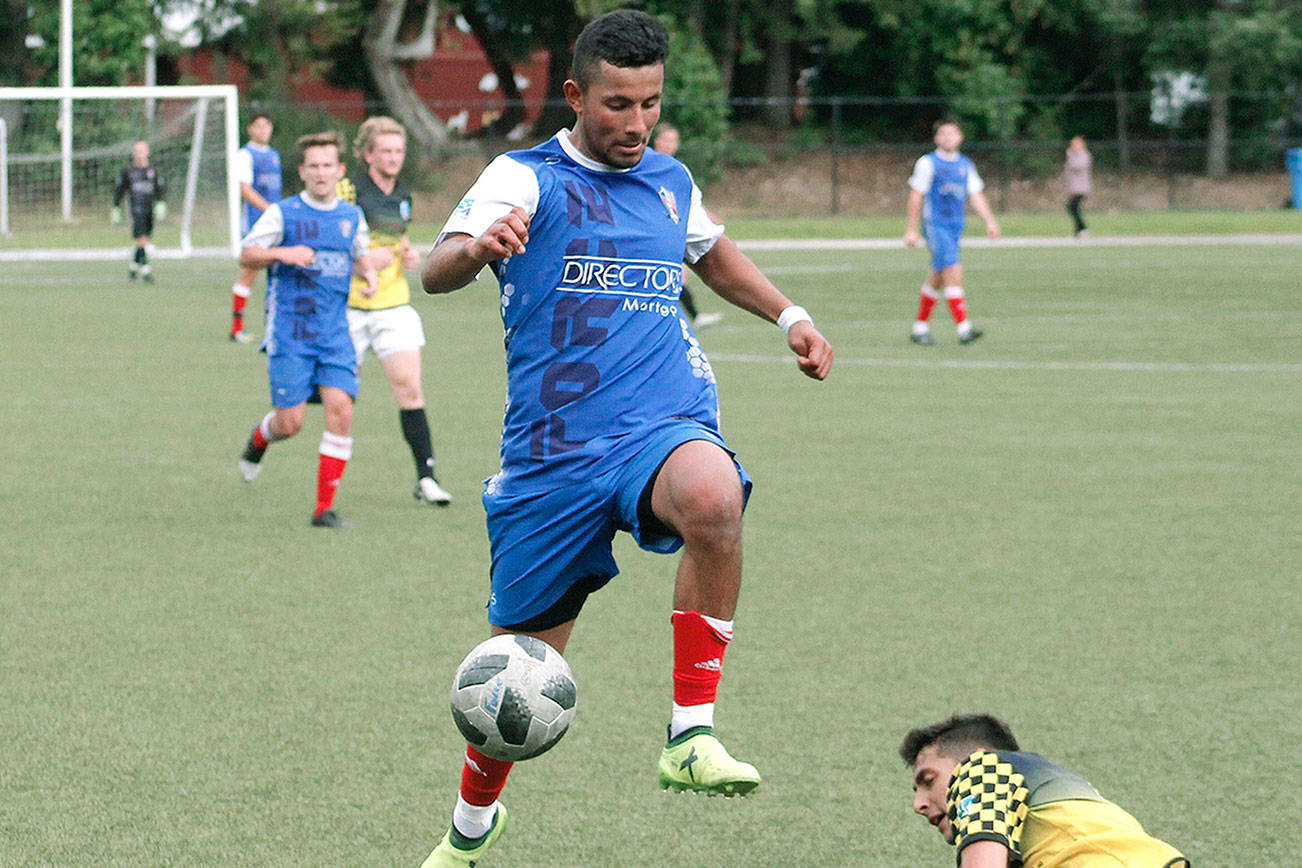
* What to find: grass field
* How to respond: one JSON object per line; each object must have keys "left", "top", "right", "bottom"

{"left": 2, "top": 240, "right": 1299, "bottom": 866}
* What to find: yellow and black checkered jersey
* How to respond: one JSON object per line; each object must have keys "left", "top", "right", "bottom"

{"left": 338, "top": 174, "right": 413, "bottom": 310}
{"left": 948, "top": 750, "right": 1189, "bottom": 868}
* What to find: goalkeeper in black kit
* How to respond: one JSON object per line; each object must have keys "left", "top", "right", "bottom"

{"left": 112, "top": 140, "right": 167, "bottom": 282}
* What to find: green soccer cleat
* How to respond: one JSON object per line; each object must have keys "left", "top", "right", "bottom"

{"left": 421, "top": 804, "right": 508, "bottom": 868}
{"left": 657, "top": 726, "right": 761, "bottom": 797}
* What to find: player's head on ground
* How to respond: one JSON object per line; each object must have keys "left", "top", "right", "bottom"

{"left": 933, "top": 118, "right": 963, "bottom": 154}
{"left": 246, "top": 112, "right": 273, "bottom": 145}
{"left": 565, "top": 9, "right": 668, "bottom": 169}
{"left": 354, "top": 116, "right": 407, "bottom": 180}
{"left": 899, "top": 713, "right": 1019, "bottom": 843}
{"left": 295, "top": 132, "right": 346, "bottom": 204}
{"left": 651, "top": 122, "right": 679, "bottom": 157}
{"left": 132, "top": 140, "right": 150, "bottom": 166}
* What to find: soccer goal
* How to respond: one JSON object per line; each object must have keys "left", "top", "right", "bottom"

{"left": 0, "top": 85, "right": 241, "bottom": 259}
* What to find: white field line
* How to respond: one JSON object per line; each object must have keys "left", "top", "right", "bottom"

{"left": 3, "top": 234, "right": 1300, "bottom": 262}
{"left": 708, "top": 353, "right": 1302, "bottom": 374}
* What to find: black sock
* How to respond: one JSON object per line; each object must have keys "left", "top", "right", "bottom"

{"left": 400, "top": 408, "right": 435, "bottom": 478}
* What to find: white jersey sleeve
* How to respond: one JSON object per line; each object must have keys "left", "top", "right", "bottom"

{"left": 439, "top": 154, "right": 541, "bottom": 242}
{"left": 966, "top": 163, "right": 985, "bottom": 194}
{"left": 684, "top": 175, "right": 725, "bottom": 265}
{"left": 235, "top": 148, "right": 255, "bottom": 186}
{"left": 908, "top": 155, "right": 934, "bottom": 193}
{"left": 241, "top": 203, "right": 284, "bottom": 249}
{"left": 352, "top": 213, "right": 371, "bottom": 260}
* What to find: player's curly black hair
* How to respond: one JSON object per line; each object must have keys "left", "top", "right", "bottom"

{"left": 899, "top": 713, "right": 1019, "bottom": 765}
{"left": 571, "top": 9, "right": 669, "bottom": 90}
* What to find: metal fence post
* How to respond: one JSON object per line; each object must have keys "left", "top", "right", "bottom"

{"left": 830, "top": 98, "right": 841, "bottom": 216}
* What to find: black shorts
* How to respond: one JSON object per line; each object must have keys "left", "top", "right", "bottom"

{"left": 130, "top": 209, "right": 154, "bottom": 238}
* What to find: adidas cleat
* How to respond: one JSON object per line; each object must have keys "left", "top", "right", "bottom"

{"left": 657, "top": 726, "right": 761, "bottom": 797}
{"left": 415, "top": 476, "right": 453, "bottom": 506}
{"left": 421, "top": 803, "right": 507, "bottom": 868}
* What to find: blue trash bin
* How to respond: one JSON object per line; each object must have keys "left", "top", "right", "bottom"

{"left": 1288, "top": 148, "right": 1302, "bottom": 209}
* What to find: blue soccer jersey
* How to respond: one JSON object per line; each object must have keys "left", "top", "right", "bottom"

{"left": 244, "top": 193, "right": 369, "bottom": 358}
{"left": 440, "top": 131, "right": 727, "bottom": 493}
{"left": 909, "top": 150, "right": 984, "bottom": 229}
{"left": 238, "top": 142, "right": 283, "bottom": 234}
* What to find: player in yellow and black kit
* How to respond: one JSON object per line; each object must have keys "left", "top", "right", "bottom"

{"left": 902, "top": 714, "right": 1189, "bottom": 867}
{"left": 339, "top": 117, "right": 452, "bottom": 505}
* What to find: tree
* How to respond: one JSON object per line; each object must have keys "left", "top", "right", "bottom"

{"left": 25, "top": 0, "right": 161, "bottom": 86}
{"left": 360, "top": 0, "right": 450, "bottom": 155}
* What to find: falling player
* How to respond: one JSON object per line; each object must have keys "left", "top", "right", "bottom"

{"left": 418, "top": 10, "right": 833, "bottom": 865}
{"left": 111, "top": 140, "right": 166, "bottom": 283}
{"left": 904, "top": 118, "right": 1000, "bottom": 345}
{"left": 236, "top": 132, "right": 377, "bottom": 529}
{"left": 229, "top": 112, "right": 282, "bottom": 343}
{"left": 338, "top": 116, "right": 452, "bottom": 506}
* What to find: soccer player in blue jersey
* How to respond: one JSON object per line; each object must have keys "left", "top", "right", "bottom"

{"left": 236, "top": 132, "right": 377, "bottom": 529}
{"left": 229, "top": 112, "right": 282, "bottom": 343}
{"left": 418, "top": 10, "right": 833, "bottom": 866}
{"left": 904, "top": 119, "right": 1001, "bottom": 345}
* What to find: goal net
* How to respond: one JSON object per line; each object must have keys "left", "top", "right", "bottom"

{"left": 0, "top": 85, "right": 240, "bottom": 259}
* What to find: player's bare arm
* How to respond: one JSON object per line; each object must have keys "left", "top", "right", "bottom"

{"left": 690, "top": 234, "right": 833, "bottom": 380}
{"left": 421, "top": 206, "right": 531, "bottom": 294}
{"left": 240, "top": 244, "right": 315, "bottom": 270}
{"left": 399, "top": 235, "right": 420, "bottom": 270}
{"left": 904, "top": 189, "right": 924, "bottom": 246}
{"left": 959, "top": 840, "right": 1009, "bottom": 867}
{"left": 240, "top": 182, "right": 272, "bottom": 213}
{"left": 354, "top": 251, "right": 380, "bottom": 297}
{"left": 970, "top": 192, "right": 1001, "bottom": 238}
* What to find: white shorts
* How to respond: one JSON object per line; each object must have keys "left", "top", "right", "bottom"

{"left": 348, "top": 304, "right": 426, "bottom": 363}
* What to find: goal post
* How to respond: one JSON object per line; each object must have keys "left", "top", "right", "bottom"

{"left": 0, "top": 84, "right": 241, "bottom": 258}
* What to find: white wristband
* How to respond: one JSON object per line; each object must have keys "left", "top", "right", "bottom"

{"left": 777, "top": 305, "right": 812, "bottom": 335}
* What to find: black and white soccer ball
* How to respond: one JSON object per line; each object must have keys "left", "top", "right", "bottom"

{"left": 449, "top": 634, "right": 577, "bottom": 762}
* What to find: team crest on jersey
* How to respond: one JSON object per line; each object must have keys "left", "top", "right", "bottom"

{"left": 339, "top": 220, "right": 353, "bottom": 237}
{"left": 658, "top": 186, "right": 679, "bottom": 224}
{"left": 400, "top": 200, "right": 411, "bottom": 221}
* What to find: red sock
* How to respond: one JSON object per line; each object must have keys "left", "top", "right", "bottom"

{"left": 672, "top": 610, "right": 731, "bottom": 706}
{"left": 315, "top": 432, "right": 352, "bottom": 515}
{"left": 460, "top": 745, "right": 514, "bottom": 806}
{"left": 252, "top": 427, "right": 270, "bottom": 450}
{"left": 945, "top": 289, "right": 968, "bottom": 324}
{"left": 231, "top": 291, "right": 248, "bottom": 334}
{"left": 915, "top": 290, "right": 938, "bottom": 322}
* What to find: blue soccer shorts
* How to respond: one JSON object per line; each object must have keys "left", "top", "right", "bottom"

{"left": 267, "top": 348, "right": 358, "bottom": 408}
{"left": 925, "top": 222, "right": 963, "bottom": 270}
{"left": 481, "top": 419, "right": 753, "bottom": 627}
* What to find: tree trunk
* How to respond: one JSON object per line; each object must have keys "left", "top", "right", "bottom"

{"left": 459, "top": 5, "right": 526, "bottom": 136}
{"left": 533, "top": 3, "right": 583, "bottom": 135}
{"left": 1112, "top": 56, "right": 1130, "bottom": 174}
{"left": 1205, "top": 62, "right": 1229, "bottom": 178}
{"left": 761, "top": 0, "right": 792, "bottom": 129}
{"left": 362, "top": 0, "right": 450, "bottom": 157}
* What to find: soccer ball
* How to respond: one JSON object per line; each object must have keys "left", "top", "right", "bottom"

{"left": 449, "top": 634, "right": 577, "bottom": 762}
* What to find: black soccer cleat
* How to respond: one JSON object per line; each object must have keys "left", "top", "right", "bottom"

{"left": 311, "top": 510, "right": 352, "bottom": 529}
{"left": 910, "top": 331, "right": 935, "bottom": 346}
{"left": 959, "top": 327, "right": 984, "bottom": 345}
{"left": 238, "top": 428, "right": 266, "bottom": 482}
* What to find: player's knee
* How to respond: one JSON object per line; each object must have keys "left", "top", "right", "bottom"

{"left": 275, "top": 412, "right": 305, "bottom": 438}
{"left": 675, "top": 479, "right": 744, "bottom": 547}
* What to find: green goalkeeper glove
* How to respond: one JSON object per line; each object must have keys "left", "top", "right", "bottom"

{"left": 153, "top": 201, "right": 167, "bottom": 221}
{"left": 111, "top": 206, "right": 122, "bottom": 225}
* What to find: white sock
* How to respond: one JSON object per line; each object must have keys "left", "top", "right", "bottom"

{"left": 258, "top": 411, "right": 291, "bottom": 444}
{"left": 452, "top": 797, "right": 497, "bottom": 840}
{"left": 911, "top": 321, "right": 930, "bottom": 335}
{"left": 670, "top": 702, "right": 715, "bottom": 739}
{"left": 232, "top": 282, "right": 252, "bottom": 299}
{"left": 957, "top": 320, "right": 974, "bottom": 337}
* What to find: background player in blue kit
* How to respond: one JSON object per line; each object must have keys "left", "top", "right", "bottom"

{"left": 419, "top": 10, "right": 833, "bottom": 866}
{"left": 229, "top": 112, "right": 282, "bottom": 343}
{"left": 111, "top": 140, "right": 166, "bottom": 283}
{"left": 904, "top": 119, "right": 1001, "bottom": 345}
{"left": 236, "top": 132, "right": 377, "bottom": 529}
